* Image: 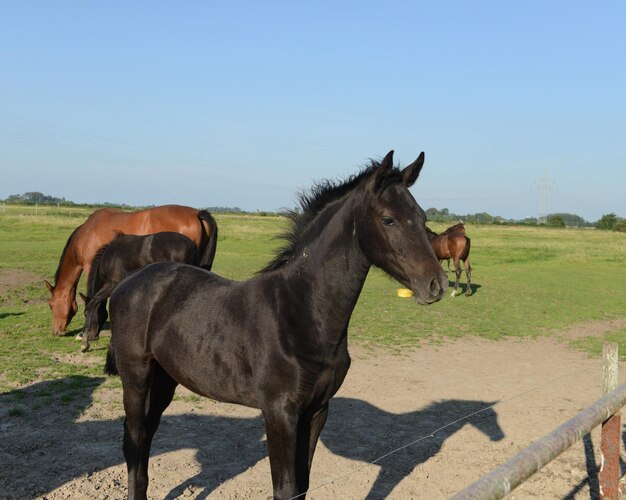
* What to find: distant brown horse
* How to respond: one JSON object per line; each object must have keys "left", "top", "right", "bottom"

{"left": 426, "top": 223, "right": 472, "bottom": 297}
{"left": 436, "top": 222, "right": 465, "bottom": 272}
{"left": 45, "top": 205, "right": 218, "bottom": 335}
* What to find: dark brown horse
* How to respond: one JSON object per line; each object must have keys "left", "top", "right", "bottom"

{"left": 105, "top": 151, "right": 447, "bottom": 499}
{"left": 426, "top": 223, "right": 472, "bottom": 296}
{"left": 79, "top": 231, "right": 211, "bottom": 352}
{"left": 45, "top": 205, "right": 218, "bottom": 335}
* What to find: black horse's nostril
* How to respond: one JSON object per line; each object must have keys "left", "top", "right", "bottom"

{"left": 429, "top": 278, "right": 441, "bottom": 296}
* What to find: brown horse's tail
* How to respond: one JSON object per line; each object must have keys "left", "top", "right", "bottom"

{"left": 197, "top": 210, "right": 218, "bottom": 270}
{"left": 461, "top": 235, "right": 471, "bottom": 262}
{"left": 104, "top": 343, "right": 118, "bottom": 376}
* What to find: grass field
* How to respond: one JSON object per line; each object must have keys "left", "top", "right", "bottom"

{"left": 1, "top": 206, "right": 625, "bottom": 394}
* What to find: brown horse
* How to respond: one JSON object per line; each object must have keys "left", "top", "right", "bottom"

{"left": 426, "top": 223, "right": 472, "bottom": 297}
{"left": 45, "top": 205, "right": 218, "bottom": 335}
{"left": 436, "top": 222, "right": 465, "bottom": 272}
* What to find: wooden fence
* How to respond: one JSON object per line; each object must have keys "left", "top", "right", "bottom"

{"left": 452, "top": 343, "right": 625, "bottom": 500}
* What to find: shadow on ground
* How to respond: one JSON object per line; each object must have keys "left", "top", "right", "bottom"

{"left": 1, "top": 376, "right": 507, "bottom": 498}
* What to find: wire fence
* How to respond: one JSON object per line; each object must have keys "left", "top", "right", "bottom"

{"left": 289, "top": 362, "right": 611, "bottom": 499}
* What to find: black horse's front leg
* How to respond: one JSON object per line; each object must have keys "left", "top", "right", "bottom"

{"left": 95, "top": 299, "right": 108, "bottom": 338}
{"left": 264, "top": 406, "right": 306, "bottom": 499}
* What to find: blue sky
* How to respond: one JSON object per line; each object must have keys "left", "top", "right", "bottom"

{"left": 1, "top": 2, "right": 624, "bottom": 221}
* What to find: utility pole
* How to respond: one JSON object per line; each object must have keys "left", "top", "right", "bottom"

{"left": 537, "top": 171, "right": 553, "bottom": 224}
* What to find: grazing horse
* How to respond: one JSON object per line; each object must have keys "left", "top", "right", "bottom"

{"left": 426, "top": 223, "right": 472, "bottom": 297}
{"left": 105, "top": 151, "right": 447, "bottom": 500}
{"left": 44, "top": 205, "right": 218, "bottom": 335}
{"left": 79, "top": 231, "right": 212, "bottom": 352}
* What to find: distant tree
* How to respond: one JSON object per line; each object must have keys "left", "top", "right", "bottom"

{"left": 547, "top": 214, "right": 566, "bottom": 228}
{"left": 612, "top": 218, "right": 626, "bottom": 233}
{"left": 548, "top": 213, "right": 588, "bottom": 227}
{"left": 520, "top": 217, "right": 538, "bottom": 226}
{"left": 425, "top": 207, "right": 454, "bottom": 222}
{"left": 4, "top": 192, "right": 70, "bottom": 205}
{"left": 466, "top": 212, "right": 495, "bottom": 224}
{"left": 596, "top": 213, "right": 618, "bottom": 230}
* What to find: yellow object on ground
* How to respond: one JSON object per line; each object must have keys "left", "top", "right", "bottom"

{"left": 397, "top": 288, "right": 414, "bottom": 298}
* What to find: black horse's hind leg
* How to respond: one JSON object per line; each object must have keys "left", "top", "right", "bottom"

{"left": 121, "top": 360, "right": 154, "bottom": 500}
{"left": 306, "top": 403, "right": 329, "bottom": 472}
{"left": 264, "top": 406, "right": 304, "bottom": 499}
{"left": 144, "top": 363, "right": 178, "bottom": 456}
{"left": 121, "top": 360, "right": 177, "bottom": 500}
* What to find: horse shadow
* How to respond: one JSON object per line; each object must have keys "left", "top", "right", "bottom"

{"left": 321, "top": 397, "right": 504, "bottom": 499}
{"left": 0, "top": 376, "right": 266, "bottom": 499}
{"left": 0, "top": 311, "right": 25, "bottom": 319}
{"left": 1, "top": 378, "right": 503, "bottom": 499}
{"left": 446, "top": 280, "right": 482, "bottom": 296}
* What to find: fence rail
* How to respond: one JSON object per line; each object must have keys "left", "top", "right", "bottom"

{"left": 453, "top": 343, "right": 625, "bottom": 500}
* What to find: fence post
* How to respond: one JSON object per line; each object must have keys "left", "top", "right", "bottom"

{"left": 600, "top": 342, "right": 620, "bottom": 499}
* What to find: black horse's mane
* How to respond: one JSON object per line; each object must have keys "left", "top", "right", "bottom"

{"left": 53, "top": 225, "right": 82, "bottom": 285}
{"left": 260, "top": 158, "right": 404, "bottom": 273}
{"left": 86, "top": 231, "right": 125, "bottom": 296}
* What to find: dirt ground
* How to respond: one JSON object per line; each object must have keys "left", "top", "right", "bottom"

{"left": 1, "top": 319, "right": 626, "bottom": 499}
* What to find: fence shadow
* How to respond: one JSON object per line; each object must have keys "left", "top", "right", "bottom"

{"left": 542, "top": 424, "right": 626, "bottom": 500}
{"left": 322, "top": 397, "right": 504, "bottom": 499}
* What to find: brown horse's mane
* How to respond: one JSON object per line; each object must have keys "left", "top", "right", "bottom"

{"left": 426, "top": 222, "right": 465, "bottom": 238}
{"left": 53, "top": 225, "right": 83, "bottom": 286}
{"left": 259, "top": 159, "right": 404, "bottom": 273}
{"left": 441, "top": 222, "right": 465, "bottom": 235}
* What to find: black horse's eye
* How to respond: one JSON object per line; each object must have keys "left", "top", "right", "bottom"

{"left": 382, "top": 216, "right": 395, "bottom": 226}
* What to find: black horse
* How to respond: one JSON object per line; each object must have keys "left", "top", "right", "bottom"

{"left": 105, "top": 150, "right": 447, "bottom": 499}
{"left": 80, "top": 230, "right": 217, "bottom": 352}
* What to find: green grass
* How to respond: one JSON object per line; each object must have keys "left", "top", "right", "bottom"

{"left": 570, "top": 327, "right": 626, "bottom": 361}
{"left": 1, "top": 208, "right": 625, "bottom": 393}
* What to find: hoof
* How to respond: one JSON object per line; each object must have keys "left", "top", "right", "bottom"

{"left": 75, "top": 332, "right": 83, "bottom": 340}
{"left": 450, "top": 290, "right": 458, "bottom": 297}
{"left": 80, "top": 344, "right": 90, "bottom": 353}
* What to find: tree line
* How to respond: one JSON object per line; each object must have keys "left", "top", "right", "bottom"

{"left": 2, "top": 191, "right": 624, "bottom": 232}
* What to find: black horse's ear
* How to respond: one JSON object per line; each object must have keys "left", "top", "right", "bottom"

{"left": 79, "top": 292, "right": 89, "bottom": 304}
{"left": 373, "top": 150, "right": 394, "bottom": 192}
{"left": 401, "top": 152, "right": 425, "bottom": 187}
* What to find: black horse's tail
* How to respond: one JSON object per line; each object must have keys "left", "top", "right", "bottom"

{"left": 104, "top": 342, "right": 118, "bottom": 375}
{"left": 197, "top": 210, "right": 218, "bottom": 270}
